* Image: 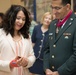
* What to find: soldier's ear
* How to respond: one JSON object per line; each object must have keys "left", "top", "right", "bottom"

{"left": 66, "top": 4, "right": 71, "bottom": 11}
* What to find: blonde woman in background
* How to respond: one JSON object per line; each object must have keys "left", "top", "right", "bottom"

{"left": 29, "top": 12, "right": 53, "bottom": 75}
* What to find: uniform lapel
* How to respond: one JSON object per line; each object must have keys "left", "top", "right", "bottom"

{"left": 53, "top": 23, "right": 57, "bottom": 41}
{"left": 49, "top": 22, "right": 56, "bottom": 44}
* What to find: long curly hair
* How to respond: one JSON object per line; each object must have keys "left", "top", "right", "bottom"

{"left": 3, "top": 5, "right": 31, "bottom": 38}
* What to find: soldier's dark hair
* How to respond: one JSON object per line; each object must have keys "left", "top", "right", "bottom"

{"left": 61, "top": 0, "right": 71, "bottom": 5}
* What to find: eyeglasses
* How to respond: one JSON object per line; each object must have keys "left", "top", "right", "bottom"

{"left": 50, "top": 5, "right": 63, "bottom": 10}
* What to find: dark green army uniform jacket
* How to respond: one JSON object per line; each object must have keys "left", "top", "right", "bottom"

{"left": 43, "top": 12, "right": 76, "bottom": 75}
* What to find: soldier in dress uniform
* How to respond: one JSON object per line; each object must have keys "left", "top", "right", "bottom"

{"left": 43, "top": 0, "right": 76, "bottom": 75}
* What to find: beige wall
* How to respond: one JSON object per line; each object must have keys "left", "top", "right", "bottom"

{"left": 0, "top": 0, "right": 11, "bottom": 13}
{"left": 0, "top": 0, "right": 24, "bottom": 13}
{"left": 10, "top": 0, "right": 24, "bottom": 6}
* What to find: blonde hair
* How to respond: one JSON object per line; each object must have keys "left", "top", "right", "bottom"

{"left": 41, "top": 12, "right": 53, "bottom": 24}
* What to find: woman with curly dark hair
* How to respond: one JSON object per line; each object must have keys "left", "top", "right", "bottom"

{"left": 0, "top": 5, "right": 35, "bottom": 75}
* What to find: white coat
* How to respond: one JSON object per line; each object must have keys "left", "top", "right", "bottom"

{"left": 0, "top": 29, "right": 36, "bottom": 75}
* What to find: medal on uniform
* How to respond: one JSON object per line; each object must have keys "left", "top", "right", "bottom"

{"left": 56, "top": 27, "right": 59, "bottom": 34}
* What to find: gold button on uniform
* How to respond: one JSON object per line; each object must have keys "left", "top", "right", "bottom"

{"left": 52, "top": 55, "right": 55, "bottom": 58}
{"left": 52, "top": 66, "right": 54, "bottom": 69}
{"left": 53, "top": 45, "right": 56, "bottom": 47}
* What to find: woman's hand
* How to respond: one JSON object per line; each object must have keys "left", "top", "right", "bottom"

{"left": 16, "top": 57, "right": 28, "bottom": 67}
